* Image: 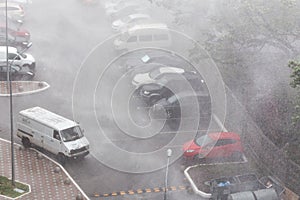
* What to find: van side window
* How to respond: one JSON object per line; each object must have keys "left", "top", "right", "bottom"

{"left": 153, "top": 34, "right": 168, "bottom": 41}
{"left": 127, "top": 36, "right": 137, "bottom": 43}
{"left": 139, "top": 35, "right": 152, "bottom": 42}
{"left": 53, "top": 130, "right": 61, "bottom": 141}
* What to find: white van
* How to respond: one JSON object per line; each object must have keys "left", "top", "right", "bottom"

{"left": 17, "top": 107, "right": 90, "bottom": 164}
{"left": 0, "top": 46, "right": 35, "bottom": 70}
{"left": 114, "top": 23, "right": 172, "bottom": 51}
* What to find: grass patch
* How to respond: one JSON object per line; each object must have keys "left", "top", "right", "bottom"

{"left": 0, "top": 176, "right": 29, "bottom": 198}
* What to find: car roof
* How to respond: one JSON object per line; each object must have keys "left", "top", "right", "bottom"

{"left": 129, "top": 13, "right": 150, "bottom": 19}
{"left": 167, "top": 89, "right": 210, "bottom": 100}
{"left": 0, "top": 46, "right": 18, "bottom": 53}
{"left": 208, "top": 132, "right": 241, "bottom": 140}
{"left": 129, "top": 23, "right": 168, "bottom": 31}
{"left": 0, "top": 2, "right": 21, "bottom": 7}
{"left": 158, "top": 66, "right": 185, "bottom": 74}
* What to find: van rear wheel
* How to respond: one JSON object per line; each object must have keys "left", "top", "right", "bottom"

{"left": 22, "top": 137, "right": 31, "bottom": 148}
{"left": 57, "top": 153, "right": 66, "bottom": 165}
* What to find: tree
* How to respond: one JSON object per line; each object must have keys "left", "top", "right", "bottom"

{"left": 288, "top": 60, "right": 300, "bottom": 124}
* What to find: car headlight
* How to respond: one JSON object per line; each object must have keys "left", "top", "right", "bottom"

{"left": 186, "top": 149, "right": 195, "bottom": 153}
{"left": 86, "top": 145, "right": 90, "bottom": 150}
{"left": 143, "top": 90, "right": 150, "bottom": 95}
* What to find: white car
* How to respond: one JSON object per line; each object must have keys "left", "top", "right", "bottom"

{"left": 0, "top": 46, "right": 35, "bottom": 70}
{"left": 104, "top": 0, "right": 137, "bottom": 9}
{"left": 112, "top": 14, "right": 151, "bottom": 32}
{"left": 132, "top": 66, "right": 185, "bottom": 87}
{"left": 0, "top": 3, "right": 24, "bottom": 21}
{"left": 4, "top": 0, "right": 32, "bottom": 4}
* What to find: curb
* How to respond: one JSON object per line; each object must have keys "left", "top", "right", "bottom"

{"left": 0, "top": 138, "right": 90, "bottom": 200}
{"left": 0, "top": 81, "right": 50, "bottom": 97}
{"left": 183, "top": 157, "right": 248, "bottom": 199}
{"left": 183, "top": 114, "right": 248, "bottom": 198}
{"left": 184, "top": 165, "right": 212, "bottom": 198}
{"left": 0, "top": 180, "right": 31, "bottom": 200}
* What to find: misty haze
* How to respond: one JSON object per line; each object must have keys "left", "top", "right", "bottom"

{"left": 0, "top": 0, "right": 299, "bottom": 200}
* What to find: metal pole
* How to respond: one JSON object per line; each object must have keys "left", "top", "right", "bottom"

{"left": 164, "top": 149, "right": 172, "bottom": 200}
{"left": 5, "top": 0, "right": 15, "bottom": 187}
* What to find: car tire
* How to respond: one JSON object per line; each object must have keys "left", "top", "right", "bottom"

{"left": 57, "top": 153, "right": 66, "bottom": 165}
{"left": 22, "top": 137, "right": 31, "bottom": 148}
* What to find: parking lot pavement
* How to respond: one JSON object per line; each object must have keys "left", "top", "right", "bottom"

{"left": 93, "top": 189, "right": 206, "bottom": 200}
{"left": 0, "top": 137, "right": 88, "bottom": 200}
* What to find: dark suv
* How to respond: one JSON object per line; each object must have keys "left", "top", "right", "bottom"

{"left": 152, "top": 91, "right": 211, "bottom": 120}
{"left": 138, "top": 71, "right": 208, "bottom": 105}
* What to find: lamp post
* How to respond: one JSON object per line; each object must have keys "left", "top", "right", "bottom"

{"left": 164, "top": 149, "right": 172, "bottom": 200}
{"left": 5, "top": 42, "right": 32, "bottom": 187}
{"left": 5, "top": 0, "right": 32, "bottom": 185}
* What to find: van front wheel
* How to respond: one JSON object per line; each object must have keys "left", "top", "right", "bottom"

{"left": 57, "top": 153, "right": 66, "bottom": 165}
{"left": 22, "top": 137, "right": 31, "bottom": 148}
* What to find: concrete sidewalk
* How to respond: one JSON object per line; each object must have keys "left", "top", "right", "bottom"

{"left": 0, "top": 81, "right": 50, "bottom": 97}
{"left": 0, "top": 138, "right": 89, "bottom": 200}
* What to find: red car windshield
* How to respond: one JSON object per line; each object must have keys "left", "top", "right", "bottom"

{"left": 195, "top": 135, "right": 213, "bottom": 147}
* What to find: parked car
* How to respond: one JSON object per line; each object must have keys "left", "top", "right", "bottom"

{"left": 0, "top": 64, "right": 34, "bottom": 80}
{"left": 107, "top": 4, "right": 147, "bottom": 21}
{"left": 112, "top": 13, "right": 151, "bottom": 32}
{"left": 0, "top": 46, "right": 35, "bottom": 70}
{"left": 132, "top": 66, "right": 185, "bottom": 87}
{"left": 138, "top": 71, "right": 207, "bottom": 105}
{"left": 0, "top": 0, "right": 32, "bottom": 5}
{"left": 0, "top": 24, "right": 30, "bottom": 47}
{"left": 104, "top": 0, "right": 141, "bottom": 9}
{"left": 151, "top": 87, "right": 211, "bottom": 119}
{"left": 182, "top": 132, "right": 244, "bottom": 160}
{"left": 0, "top": 23, "right": 30, "bottom": 40}
{"left": 81, "top": 0, "right": 99, "bottom": 5}
{"left": 0, "top": 3, "right": 24, "bottom": 22}
{"left": 114, "top": 23, "right": 171, "bottom": 51}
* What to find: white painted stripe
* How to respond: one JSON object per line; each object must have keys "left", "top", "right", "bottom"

{"left": 213, "top": 113, "right": 228, "bottom": 132}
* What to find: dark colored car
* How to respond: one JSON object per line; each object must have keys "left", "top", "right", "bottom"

{"left": 0, "top": 64, "right": 34, "bottom": 80}
{"left": 151, "top": 89, "right": 211, "bottom": 129}
{"left": 138, "top": 71, "right": 208, "bottom": 105}
{"left": 183, "top": 132, "right": 244, "bottom": 160}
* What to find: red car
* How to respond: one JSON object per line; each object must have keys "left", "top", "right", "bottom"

{"left": 183, "top": 132, "right": 244, "bottom": 160}
{"left": 0, "top": 24, "right": 30, "bottom": 40}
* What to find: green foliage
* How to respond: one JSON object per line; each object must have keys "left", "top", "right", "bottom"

{"left": 288, "top": 60, "right": 300, "bottom": 126}
{"left": 289, "top": 60, "right": 300, "bottom": 88}
{"left": 0, "top": 176, "right": 29, "bottom": 198}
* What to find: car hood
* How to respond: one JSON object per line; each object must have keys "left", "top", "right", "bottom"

{"left": 64, "top": 137, "right": 89, "bottom": 150}
{"left": 11, "top": 29, "right": 30, "bottom": 37}
{"left": 23, "top": 53, "right": 35, "bottom": 62}
{"left": 133, "top": 73, "right": 152, "bottom": 86}
{"left": 183, "top": 140, "right": 200, "bottom": 151}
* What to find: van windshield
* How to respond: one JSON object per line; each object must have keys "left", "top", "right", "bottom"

{"left": 60, "top": 126, "right": 83, "bottom": 142}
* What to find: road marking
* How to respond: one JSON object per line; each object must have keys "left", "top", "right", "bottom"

{"left": 93, "top": 186, "right": 190, "bottom": 198}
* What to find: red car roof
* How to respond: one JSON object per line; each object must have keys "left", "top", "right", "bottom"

{"left": 208, "top": 132, "right": 241, "bottom": 141}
